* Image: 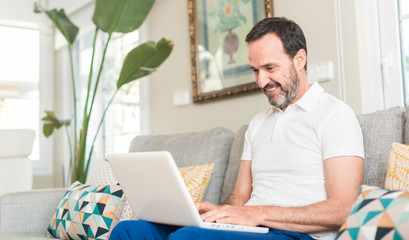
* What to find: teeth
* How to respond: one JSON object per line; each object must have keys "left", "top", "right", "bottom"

{"left": 266, "top": 87, "right": 277, "bottom": 91}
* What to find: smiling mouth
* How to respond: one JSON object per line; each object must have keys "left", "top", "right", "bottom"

{"left": 265, "top": 86, "right": 277, "bottom": 93}
{"left": 263, "top": 83, "right": 280, "bottom": 95}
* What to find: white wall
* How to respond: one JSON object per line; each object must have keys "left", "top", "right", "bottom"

{"left": 0, "top": 0, "right": 44, "bottom": 24}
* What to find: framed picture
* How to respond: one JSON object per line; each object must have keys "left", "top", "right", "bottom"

{"left": 189, "top": 0, "right": 273, "bottom": 102}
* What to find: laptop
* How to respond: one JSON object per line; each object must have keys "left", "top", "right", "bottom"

{"left": 106, "top": 151, "right": 269, "bottom": 234}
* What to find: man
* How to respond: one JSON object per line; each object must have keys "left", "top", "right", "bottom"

{"left": 110, "top": 17, "right": 364, "bottom": 240}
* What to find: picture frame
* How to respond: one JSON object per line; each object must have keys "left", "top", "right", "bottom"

{"left": 189, "top": 0, "right": 273, "bottom": 102}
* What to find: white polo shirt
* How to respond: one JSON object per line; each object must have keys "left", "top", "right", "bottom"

{"left": 243, "top": 82, "right": 364, "bottom": 208}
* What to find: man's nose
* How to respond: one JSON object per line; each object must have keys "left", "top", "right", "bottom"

{"left": 256, "top": 70, "right": 270, "bottom": 89}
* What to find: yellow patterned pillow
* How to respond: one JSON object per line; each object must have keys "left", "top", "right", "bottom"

{"left": 178, "top": 163, "right": 215, "bottom": 202}
{"left": 385, "top": 142, "right": 409, "bottom": 190}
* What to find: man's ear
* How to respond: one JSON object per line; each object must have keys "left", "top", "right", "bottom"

{"left": 293, "top": 49, "right": 307, "bottom": 71}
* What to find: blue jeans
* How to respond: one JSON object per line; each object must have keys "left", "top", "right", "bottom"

{"left": 109, "top": 220, "right": 314, "bottom": 240}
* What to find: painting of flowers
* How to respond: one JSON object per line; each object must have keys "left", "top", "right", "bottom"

{"left": 208, "top": 0, "right": 252, "bottom": 33}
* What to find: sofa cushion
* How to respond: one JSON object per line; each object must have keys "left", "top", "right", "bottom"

{"left": 385, "top": 142, "right": 409, "bottom": 191}
{"left": 179, "top": 163, "right": 215, "bottom": 202}
{"left": 0, "top": 232, "right": 50, "bottom": 240}
{"left": 0, "top": 129, "right": 35, "bottom": 158}
{"left": 0, "top": 188, "right": 67, "bottom": 234}
{"left": 86, "top": 160, "right": 134, "bottom": 221}
{"left": 220, "top": 125, "right": 248, "bottom": 203}
{"left": 357, "top": 106, "right": 405, "bottom": 188}
{"left": 128, "top": 127, "right": 234, "bottom": 204}
{"left": 47, "top": 181, "right": 125, "bottom": 240}
{"left": 336, "top": 185, "right": 409, "bottom": 239}
{"left": 0, "top": 157, "right": 32, "bottom": 195}
{"left": 404, "top": 107, "right": 409, "bottom": 144}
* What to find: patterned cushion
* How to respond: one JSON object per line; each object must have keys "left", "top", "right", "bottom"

{"left": 87, "top": 160, "right": 215, "bottom": 220}
{"left": 336, "top": 185, "right": 409, "bottom": 239}
{"left": 385, "top": 142, "right": 409, "bottom": 190}
{"left": 179, "top": 163, "right": 215, "bottom": 202}
{"left": 87, "top": 160, "right": 135, "bottom": 221}
{"left": 47, "top": 181, "right": 125, "bottom": 240}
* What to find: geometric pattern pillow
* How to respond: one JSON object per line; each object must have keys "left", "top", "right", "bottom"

{"left": 86, "top": 160, "right": 135, "bottom": 221}
{"left": 385, "top": 142, "right": 409, "bottom": 191}
{"left": 336, "top": 185, "right": 409, "bottom": 240}
{"left": 179, "top": 163, "right": 215, "bottom": 202}
{"left": 47, "top": 181, "right": 125, "bottom": 240}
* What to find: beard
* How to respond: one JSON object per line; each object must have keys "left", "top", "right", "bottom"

{"left": 263, "top": 64, "right": 300, "bottom": 109}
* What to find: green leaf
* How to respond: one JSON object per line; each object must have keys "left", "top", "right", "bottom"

{"left": 116, "top": 38, "right": 173, "bottom": 89}
{"left": 43, "top": 123, "right": 55, "bottom": 137}
{"left": 45, "top": 9, "right": 79, "bottom": 44}
{"left": 92, "top": 0, "right": 155, "bottom": 34}
{"left": 41, "top": 111, "right": 71, "bottom": 137}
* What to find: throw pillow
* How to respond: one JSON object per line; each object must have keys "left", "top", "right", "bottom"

{"left": 336, "top": 185, "right": 409, "bottom": 240}
{"left": 86, "top": 160, "right": 135, "bottom": 221}
{"left": 47, "top": 181, "right": 125, "bottom": 240}
{"left": 385, "top": 142, "right": 409, "bottom": 191}
{"left": 179, "top": 163, "right": 215, "bottom": 202}
{"left": 87, "top": 160, "right": 215, "bottom": 220}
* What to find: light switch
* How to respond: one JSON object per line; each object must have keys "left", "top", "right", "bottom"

{"left": 173, "top": 91, "right": 190, "bottom": 107}
{"left": 307, "top": 61, "right": 334, "bottom": 83}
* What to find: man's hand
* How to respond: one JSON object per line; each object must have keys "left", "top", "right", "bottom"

{"left": 197, "top": 203, "right": 263, "bottom": 227}
{"left": 195, "top": 201, "right": 219, "bottom": 214}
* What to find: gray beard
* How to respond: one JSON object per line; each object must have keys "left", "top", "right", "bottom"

{"left": 265, "top": 68, "right": 300, "bottom": 109}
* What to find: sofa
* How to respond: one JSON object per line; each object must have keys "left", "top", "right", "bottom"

{"left": 0, "top": 129, "right": 35, "bottom": 195}
{"left": 0, "top": 106, "right": 406, "bottom": 239}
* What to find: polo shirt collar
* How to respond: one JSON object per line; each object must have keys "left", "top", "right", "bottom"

{"left": 295, "top": 81, "right": 323, "bottom": 111}
{"left": 267, "top": 81, "right": 323, "bottom": 114}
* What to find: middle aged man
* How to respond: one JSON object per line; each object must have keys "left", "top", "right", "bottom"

{"left": 109, "top": 17, "right": 364, "bottom": 240}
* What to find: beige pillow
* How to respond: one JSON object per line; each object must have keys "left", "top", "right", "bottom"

{"left": 179, "top": 163, "right": 215, "bottom": 202}
{"left": 385, "top": 142, "right": 409, "bottom": 191}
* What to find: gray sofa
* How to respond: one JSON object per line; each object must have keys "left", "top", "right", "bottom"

{"left": 0, "top": 106, "right": 406, "bottom": 239}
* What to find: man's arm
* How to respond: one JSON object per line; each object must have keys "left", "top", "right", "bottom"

{"left": 200, "top": 156, "right": 364, "bottom": 232}
{"left": 223, "top": 160, "right": 252, "bottom": 206}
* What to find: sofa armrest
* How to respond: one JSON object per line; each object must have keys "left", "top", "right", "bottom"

{"left": 0, "top": 188, "right": 66, "bottom": 233}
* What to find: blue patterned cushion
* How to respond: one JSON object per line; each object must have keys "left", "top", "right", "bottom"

{"left": 336, "top": 185, "right": 409, "bottom": 239}
{"left": 47, "top": 181, "right": 125, "bottom": 240}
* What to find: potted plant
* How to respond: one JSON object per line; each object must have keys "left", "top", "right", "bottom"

{"left": 35, "top": 0, "right": 173, "bottom": 184}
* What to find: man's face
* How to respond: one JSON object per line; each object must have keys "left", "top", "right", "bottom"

{"left": 248, "top": 33, "right": 300, "bottom": 109}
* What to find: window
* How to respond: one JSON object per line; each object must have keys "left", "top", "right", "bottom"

{"left": 72, "top": 29, "right": 146, "bottom": 167}
{"left": 103, "top": 32, "right": 143, "bottom": 156}
{"left": 0, "top": 25, "right": 40, "bottom": 160}
{"left": 357, "top": 0, "right": 408, "bottom": 112}
{"left": 377, "top": 0, "right": 405, "bottom": 108}
{"left": 399, "top": 0, "right": 409, "bottom": 105}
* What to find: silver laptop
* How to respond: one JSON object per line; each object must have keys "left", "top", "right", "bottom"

{"left": 106, "top": 151, "right": 269, "bottom": 234}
